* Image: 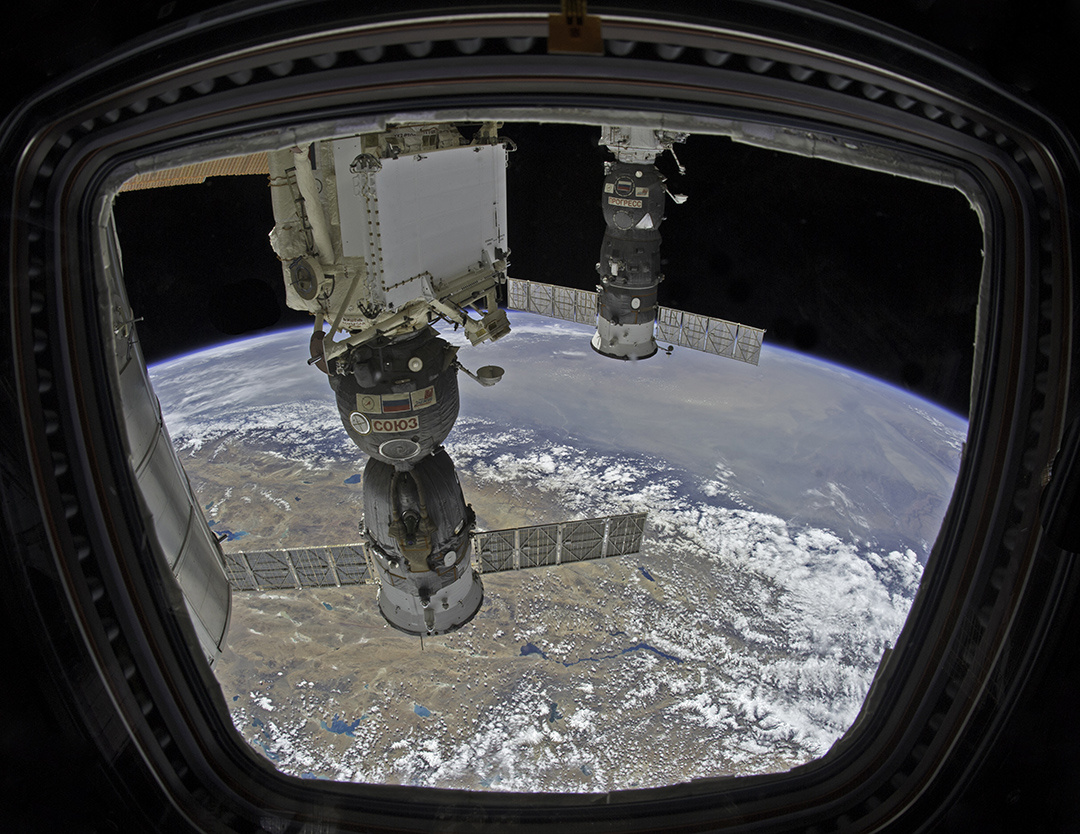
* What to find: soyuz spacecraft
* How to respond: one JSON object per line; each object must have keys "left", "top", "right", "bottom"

{"left": 257, "top": 121, "right": 762, "bottom": 637}
{"left": 265, "top": 123, "right": 511, "bottom": 635}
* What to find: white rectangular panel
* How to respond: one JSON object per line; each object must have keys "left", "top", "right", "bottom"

{"left": 334, "top": 141, "right": 507, "bottom": 308}
{"left": 330, "top": 136, "right": 372, "bottom": 260}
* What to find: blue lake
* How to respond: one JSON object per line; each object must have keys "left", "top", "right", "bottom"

{"left": 321, "top": 714, "right": 364, "bottom": 736}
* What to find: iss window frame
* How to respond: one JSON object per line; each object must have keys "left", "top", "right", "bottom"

{"left": 2, "top": 1, "right": 1077, "bottom": 832}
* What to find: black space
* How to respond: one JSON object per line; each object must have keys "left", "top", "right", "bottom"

{"left": 113, "top": 123, "right": 982, "bottom": 416}
{"left": 114, "top": 176, "right": 297, "bottom": 354}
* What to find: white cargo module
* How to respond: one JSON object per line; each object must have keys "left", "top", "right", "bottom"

{"left": 329, "top": 137, "right": 508, "bottom": 312}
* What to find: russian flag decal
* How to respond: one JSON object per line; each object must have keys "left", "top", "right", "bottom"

{"left": 381, "top": 394, "right": 412, "bottom": 413}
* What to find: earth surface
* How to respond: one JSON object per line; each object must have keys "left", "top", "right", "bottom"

{"left": 148, "top": 310, "right": 967, "bottom": 791}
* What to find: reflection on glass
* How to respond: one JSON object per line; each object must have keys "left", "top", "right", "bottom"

{"left": 116, "top": 119, "right": 977, "bottom": 790}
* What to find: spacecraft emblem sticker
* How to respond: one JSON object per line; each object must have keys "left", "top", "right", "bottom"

{"left": 357, "top": 394, "right": 379, "bottom": 413}
{"left": 411, "top": 386, "right": 437, "bottom": 410}
{"left": 603, "top": 182, "right": 614, "bottom": 193}
{"left": 371, "top": 416, "right": 420, "bottom": 433}
{"left": 349, "top": 412, "right": 372, "bottom": 435}
{"left": 635, "top": 187, "right": 649, "bottom": 197}
{"left": 608, "top": 196, "right": 643, "bottom": 209}
{"left": 614, "top": 176, "right": 635, "bottom": 197}
{"left": 381, "top": 394, "right": 412, "bottom": 414}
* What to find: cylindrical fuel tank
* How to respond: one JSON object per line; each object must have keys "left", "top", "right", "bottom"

{"left": 329, "top": 327, "right": 460, "bottom": 467}
{"left": 362, "top": 449, "right": 482, "bottom": 635}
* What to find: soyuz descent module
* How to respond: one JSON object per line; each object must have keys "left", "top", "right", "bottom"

{"left": 261, "top": 121, "right": 760, "bottom": 637}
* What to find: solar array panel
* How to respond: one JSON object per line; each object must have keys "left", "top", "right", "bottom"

{"left": 472, "top": 512, "right": 648, "bottom": 574}
{"left": 223, "top": 544, "right": 371, "bottom": 591}
{"left": 560, "top": 516, "right": 606, "bottom": 564}
{"left": 118, "top": 152, "right": 270, "bottom": 191}
{"left": 506, "top": 277, "right": 764, "bottom": 366}
{"left": 226, "top": 513, "right": 648, "bottom": 591}
{"left": 506, "top": 278, "right": 596, "bottom": 326}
